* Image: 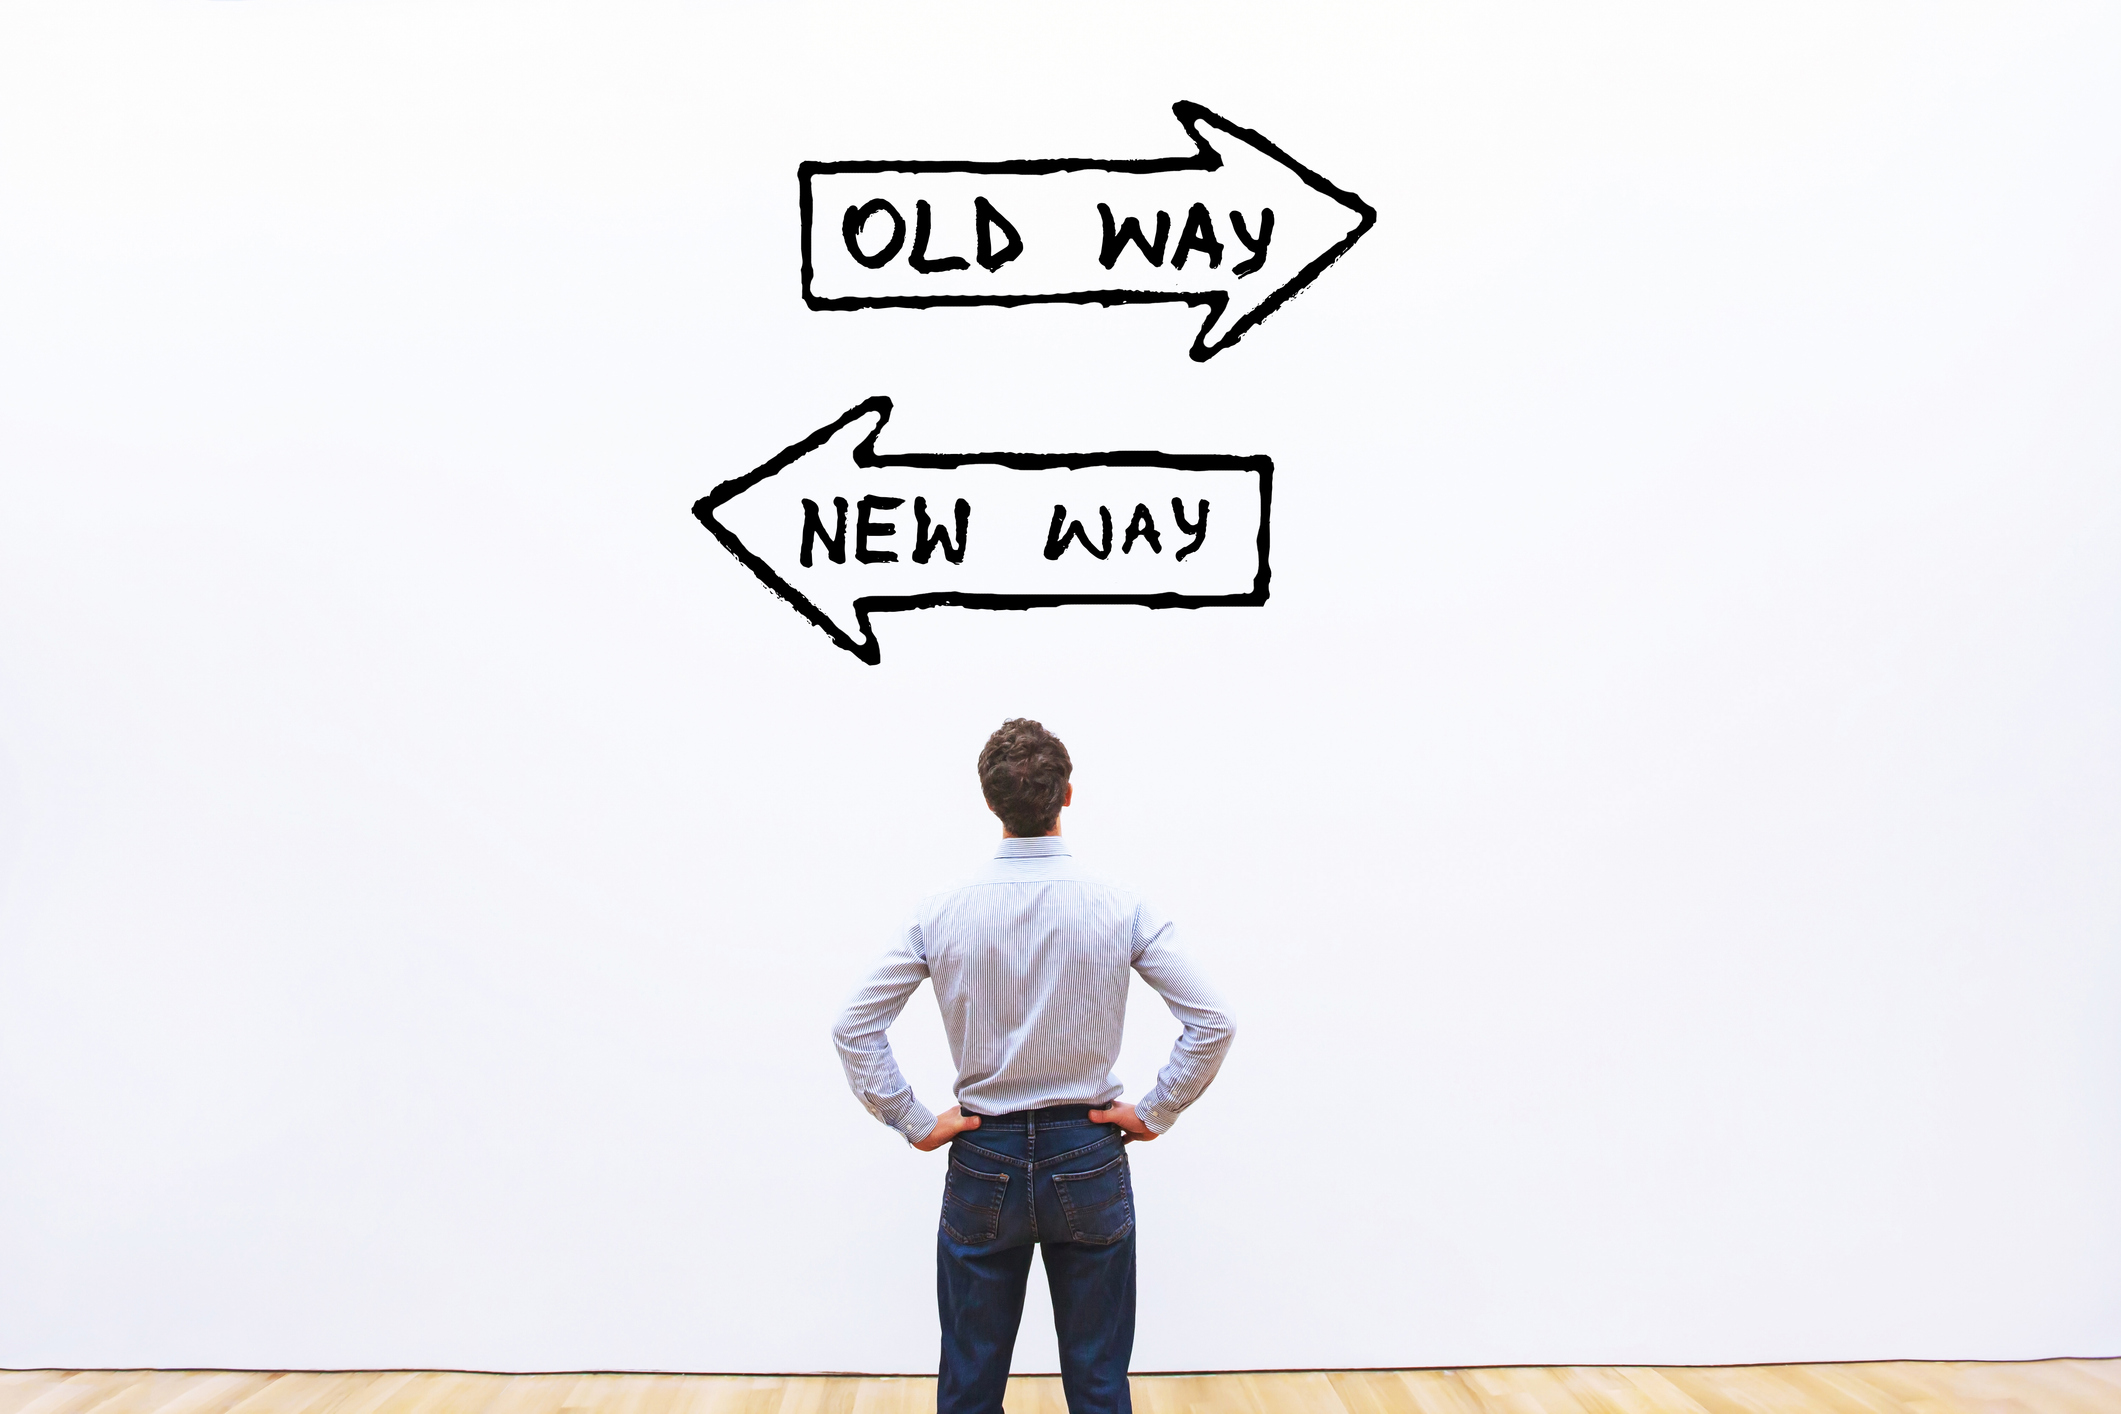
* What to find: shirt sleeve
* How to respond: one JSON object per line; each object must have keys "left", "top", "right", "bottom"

{"left": 1129, "top": 901, "right": 1236, "bottom": 1134}
{"left": 830, "top": 923, "right": 940, "bottom": 1146}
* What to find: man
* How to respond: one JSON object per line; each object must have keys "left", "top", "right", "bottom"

{"left": 832, "top": 718, "right": 1235, "bottom": 1414}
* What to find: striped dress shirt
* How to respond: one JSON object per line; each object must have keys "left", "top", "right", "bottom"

{"left": 832, "top": 836, "right": 1236, "bottom": 1143}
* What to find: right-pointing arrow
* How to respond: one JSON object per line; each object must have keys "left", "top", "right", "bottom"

{"left": 695, "top": 398, "right": 1273, "bottom": 664}
{"left": 801, "top": 102, "right": 1376, "bottom": 361}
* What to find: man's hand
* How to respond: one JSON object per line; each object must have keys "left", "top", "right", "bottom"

{"left": 1088, "top": 1100, "right": 1158, "bottom": 1141}
{"left": 914, "top": 1106, "right": 982, "bottom": 1152}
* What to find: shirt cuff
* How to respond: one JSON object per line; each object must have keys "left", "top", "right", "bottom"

{"left": 1135, "top": 1091, "right": 1177, "bottom": 1135}
{"left": 875, "top": 1090, "right": 939, "bottom": 1146}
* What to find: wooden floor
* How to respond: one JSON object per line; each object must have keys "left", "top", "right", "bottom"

{"left": 5, "top": 1365, "right": 2119, "bottom": 1414}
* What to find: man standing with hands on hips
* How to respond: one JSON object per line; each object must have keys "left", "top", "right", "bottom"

{"left": 833, "top": 718, "right": 1236, "bottom": 1414}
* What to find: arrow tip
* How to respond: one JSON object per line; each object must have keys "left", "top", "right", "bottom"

{"left": 695, "top": 397, "right": 895, "bottom": 664}
{"left": 1172, "top": 102, "right": 1377, "bottom": 360}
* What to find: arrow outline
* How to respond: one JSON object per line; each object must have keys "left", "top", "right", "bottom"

{"left": 694, "top": 396, "right": 1274, "bottom": 664}
{"left": 797, "top": 101, "right": 1377, "bottom": 362}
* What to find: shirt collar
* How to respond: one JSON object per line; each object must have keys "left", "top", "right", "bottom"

{"left": 993, "top": 836, "right": 1072, "bottom": 859}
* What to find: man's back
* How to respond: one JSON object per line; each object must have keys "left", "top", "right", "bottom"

{"left": 923, "top": 842, "right": 1138, "bottom": 1114}
{"left": 838, "top": 837, "right": 1231, "bottom": 1136}
{"left": 844, "top": 835, "right": 1238, "bottom": 1136}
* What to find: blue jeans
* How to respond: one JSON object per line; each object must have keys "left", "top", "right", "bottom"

{"left": 937, "top": 1105, "right": 1136, "bottom": 1414}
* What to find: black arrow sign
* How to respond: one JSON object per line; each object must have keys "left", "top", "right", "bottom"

{"left": 800, "top": 102, "right": 1376, "bottom": 361}
{"left": 695, "top": 398, "right": 1273, "bottom": 664}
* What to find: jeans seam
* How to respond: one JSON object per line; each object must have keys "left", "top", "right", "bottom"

{"left": 1025, "top": 1112, "right": 1039, "bottom": 1244}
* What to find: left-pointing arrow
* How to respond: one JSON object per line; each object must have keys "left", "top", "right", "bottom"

{"left": 695, "top": 398, "right": 1273, "bottom": 664}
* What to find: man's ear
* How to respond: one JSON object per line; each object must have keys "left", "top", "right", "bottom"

{"left": 1063, "top": 782, "right": 1074, "bottom": 808}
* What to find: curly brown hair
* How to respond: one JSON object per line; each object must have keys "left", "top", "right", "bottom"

{"left": 978, "top": 719, "right": 1073, "bottom": 837}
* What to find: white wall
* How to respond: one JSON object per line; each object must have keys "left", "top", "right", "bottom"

{"left": 2, "top": 1, "right": 2117, "bottom": 1374}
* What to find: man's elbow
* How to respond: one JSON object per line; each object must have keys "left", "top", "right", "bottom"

{"left": 1202, "top": 1008, "right": 1236, "bottom": 1052}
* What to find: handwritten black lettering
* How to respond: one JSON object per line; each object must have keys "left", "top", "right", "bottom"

{"left": 1097, "top": 204, "right": 1171, "bottom": 269}
{"left": 843, "top": 200, "right": 905, "bottom": 269}
{"left": 856, "top": 494, "right": 903, "bottom": 563}
{"left": 1172, "top": 498, "right": 1209, "bottom": 561}
{"left": 974, "top": 197, "right": 1023, "bottom": 273}
{"left": 1229, "top": 209, "right": 1274, "bottom": 277}
{"left": 913, "top": 496, "right": 970, "bottom": 564}
{"left": 1123, "top": 503, "right": 1162, "bottom": 554}
{"left": 1171, "top": 203, "right": 1224, "bottom": 270}
{"left": 800, "top": 496, "right": 848, "bottom": 566}
{"left": 1044, "top": 504, "right": 1114, "bottom": 560}
{"left": 908, "top": 200, "right": 969, "bottom": 274}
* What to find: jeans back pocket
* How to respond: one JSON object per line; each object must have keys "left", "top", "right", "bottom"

{"left": 1051, "top": 1152, "right": 1133, "bottom": 1245}
{"left": 941, "top": 1158, "right": 1009, "bottom": 1245}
